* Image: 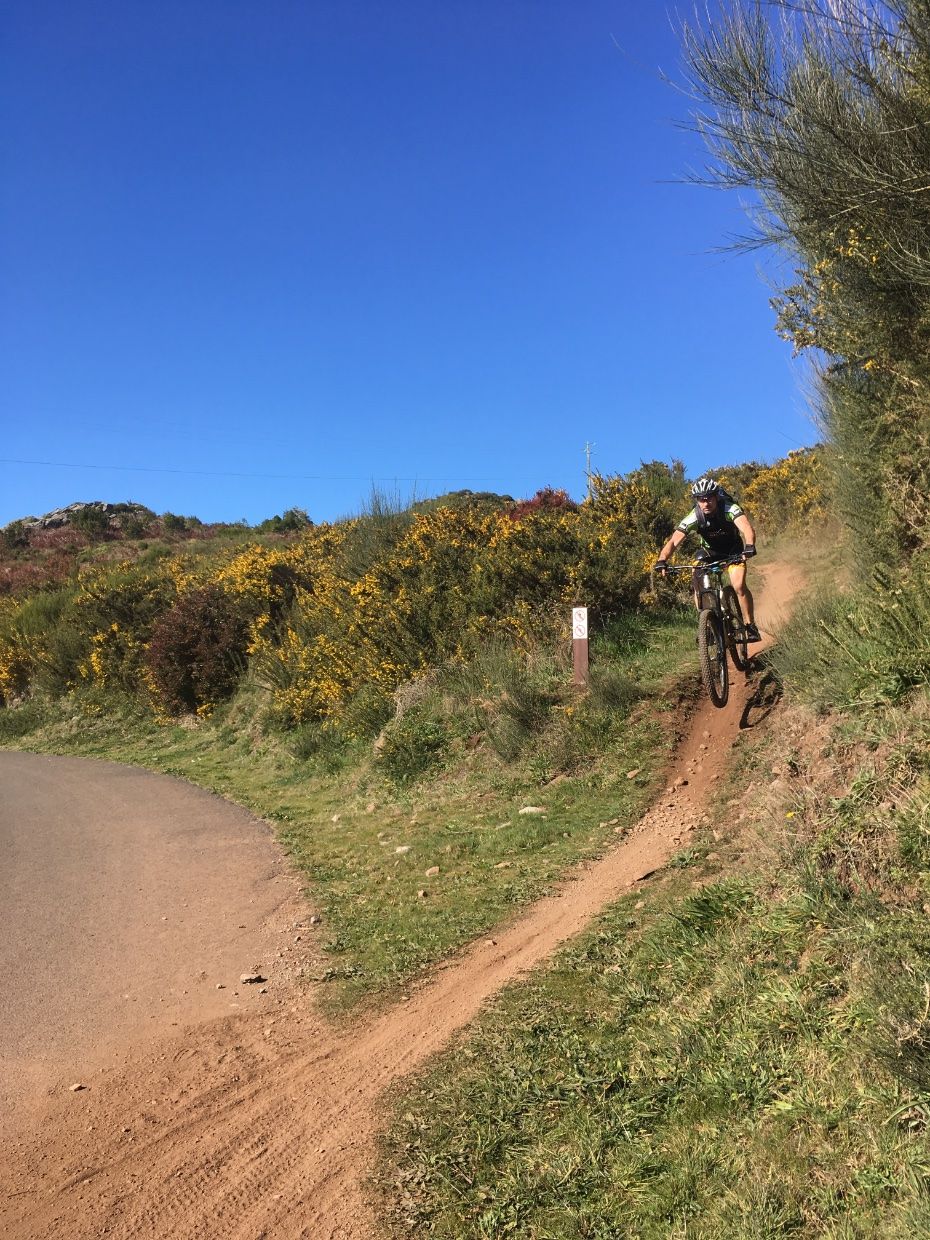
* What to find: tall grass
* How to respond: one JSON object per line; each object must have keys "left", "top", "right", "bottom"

{"left": 338, "top": 485, "right": 417, "bottom": 582}
{"left": 7, "top": 584, "right": 88, "bottom": 695}
{"left": 770, "top": 562, "right": 930, "bottom": 711}
{"left": 369, "top": 610, "right": 693, "bottom": 785}
{"left": 442, "top": 638, "right": 560, "bottom": 762}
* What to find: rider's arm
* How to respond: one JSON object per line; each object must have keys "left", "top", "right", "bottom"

{"left": 734, "top": 513, "right": 756, "bottom": 548}
{"left": 657, "top": 528, "right": 686, "bottom": 562}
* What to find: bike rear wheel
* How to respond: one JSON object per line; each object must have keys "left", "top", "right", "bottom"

{"left": 722, "top": 585, "right": 749, "bottom": 671}
{"left": 698, "top": 608, "right": 729, "bottom": 708}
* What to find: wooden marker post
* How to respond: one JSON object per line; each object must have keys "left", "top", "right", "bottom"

{"left": 572, "top": 606, "right": 589, "bottom": 687}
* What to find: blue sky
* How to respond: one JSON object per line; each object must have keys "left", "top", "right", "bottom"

{"left": 1, "top": 1, "right": 815, "bottom": 528}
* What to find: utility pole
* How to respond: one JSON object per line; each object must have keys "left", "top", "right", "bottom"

{"left": 584, "top": 442, "right": 595, "bottom": 498}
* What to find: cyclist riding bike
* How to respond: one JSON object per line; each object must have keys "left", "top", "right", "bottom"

{"left": 654, "top": 477, "right": 762, "bottom": 643}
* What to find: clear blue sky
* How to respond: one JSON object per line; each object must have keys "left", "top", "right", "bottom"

{"left": 1, "top": 1, "right": 815, "bottom": 528}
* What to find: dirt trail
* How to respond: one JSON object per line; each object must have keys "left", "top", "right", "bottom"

{"left": 0, "top": 561, "right": 802, "bottom": 1240}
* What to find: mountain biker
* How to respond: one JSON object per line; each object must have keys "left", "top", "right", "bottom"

{"left": 654, "top": 477, "right": 762, "bottom": 643}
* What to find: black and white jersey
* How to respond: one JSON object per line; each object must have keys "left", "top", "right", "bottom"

{"left": 676, "top": 500, "right": 745, "bottom": 556}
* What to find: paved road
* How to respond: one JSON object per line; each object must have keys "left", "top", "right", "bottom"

{"left": 0, "top": 752, "right": 302, "bottom": 1118}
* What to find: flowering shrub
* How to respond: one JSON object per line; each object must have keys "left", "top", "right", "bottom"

{"left": 508, "top": 487, "right": 578, "bottom": 522}
{"left": 71, "top": 563, "right": 177, "bottom": 694}
{"left": 742, "top": 448, "right": 827, "bottom": 534}
{"left": 79, "top": 622, "right": 146, "bottom": 696}
{"left": 0, "top": 597, "right": 30, "bottom": 703}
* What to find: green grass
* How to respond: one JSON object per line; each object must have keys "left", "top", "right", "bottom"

{"left": 763, "top": 536, "right": 930, "bottom": 713}
{"left": 1, "top": 607, "right": 697, "bottom": 1015}
{"left": 379, "top": 688, "right": 930, "bottom": 1238}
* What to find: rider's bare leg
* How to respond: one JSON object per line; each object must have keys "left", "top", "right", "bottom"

{"left": 728, "top": 562, "right": 755, "bottom": 625}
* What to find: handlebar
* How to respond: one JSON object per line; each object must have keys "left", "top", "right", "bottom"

{"left": 660, "top": 555, "right": 746, "bottom": 573}
{"left": 650, "top": 554, "right": 746, "bottom": 592}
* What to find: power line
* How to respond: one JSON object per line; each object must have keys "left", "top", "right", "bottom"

{"left": 0, "top": 457, "right": 503, "bottom": 486}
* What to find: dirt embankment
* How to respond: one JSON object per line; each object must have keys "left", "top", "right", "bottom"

{"left": 0, "top": 560, "right": 802, "bottom": 1240}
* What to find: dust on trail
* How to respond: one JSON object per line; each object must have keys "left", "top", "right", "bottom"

{"left": 0, "top": 560, "right": 802, "bottom": 1240}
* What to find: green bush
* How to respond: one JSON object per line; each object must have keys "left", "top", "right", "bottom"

{"left": 0, "top": 698, "right": 49, "bottom": 740}
{"left": 339, "top": 487, "right": 414, "bottom": 582}
{"left": 586, "top": 663, "right": 639, "bottom": 715}
{"left": 339, "top": 682, "right": 394, "bottom": 740}
{"left": 442, "top": 638, "right": 559, "bottom": 762}
{"left": 377, "top": 709, "right": 451, "bottom": 785}
{"left": 256, "top": 508, "right": 312, "bottom": 535}
{"left": 10, "top": 584, "right": 88, "bottom": 695}
{"left": 120, "top": 515, "right": 150, "bottom": 538}
{"left": 70, "top": 506, "right": 111, "bottom": 540}
{"left": 290, "top": 719, "right": 353, "bottom": 772}
{"left": 1, "top": 520, "right": 28, "bottom": 551}
{"left": 77, "top": 563, "right": 175, "bottom": 636}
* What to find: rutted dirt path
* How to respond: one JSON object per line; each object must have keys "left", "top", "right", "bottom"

{"left": 0, "top": 562, "right": 802, "bottom": 1240}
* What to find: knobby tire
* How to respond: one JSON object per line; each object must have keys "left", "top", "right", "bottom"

{"left": 722, "top": 585, "right": 749, "bottom": 672}
{"left": 698, "top": 608, "right": 729, "bottom": 708}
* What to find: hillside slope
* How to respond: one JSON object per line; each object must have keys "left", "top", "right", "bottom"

{"left": 0, "top": 564, "right": 799, "bottom": 1240}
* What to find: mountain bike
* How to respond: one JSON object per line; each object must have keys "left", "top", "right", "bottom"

{"left": 654, "top": 555, "right": 749, "bottom": 708}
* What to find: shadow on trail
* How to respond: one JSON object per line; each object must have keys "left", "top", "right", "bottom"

{"left": 739, "top": 658, "right": 783, "bottom": 730}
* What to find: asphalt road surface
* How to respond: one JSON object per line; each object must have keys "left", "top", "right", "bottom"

{"left": 0, "top": 751, "right": 303, "bottom": 1120}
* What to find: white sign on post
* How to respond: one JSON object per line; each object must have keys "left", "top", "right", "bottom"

{"left": 572, "top": 607, "right": 588, "bottom": 640}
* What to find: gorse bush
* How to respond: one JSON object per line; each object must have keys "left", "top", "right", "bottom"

{"left": 0, "top": 584, "right": 87, "bottom": 699}
{"left": 684, "top": 2, "right": 930, "bottom": 564}
{"left": 742, "top": 448, "right": 827, "bottom": 534}
{"left": 246, "top": 462, "right": 689, "bottom": 727}
{"left": 72, "top": 564, "right": 178, "bottom": 696}
{"left": 145, "top": 584, "right": 250, "bottom": 715}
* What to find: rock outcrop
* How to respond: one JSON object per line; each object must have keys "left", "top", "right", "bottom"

{"left": 6, "top": 502, "right": 155, "bottom": 533}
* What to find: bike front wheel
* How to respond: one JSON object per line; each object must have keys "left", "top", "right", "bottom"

{"left": 722, "top": 585, "right": 749, "bottom": 671}
{"left": 698, "top": 608, "right": 729, "bottom": 708}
